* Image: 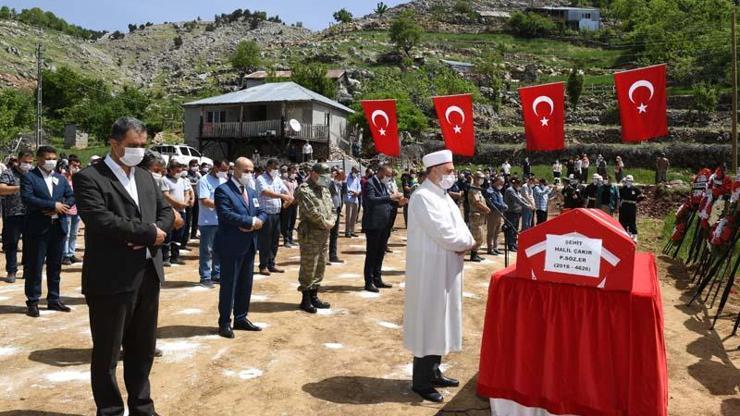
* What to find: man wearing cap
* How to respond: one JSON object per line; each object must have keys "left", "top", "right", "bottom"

{"left": 618, "top": 175, "right": 645, "bottom": 241}
{"left": 562, "top": 175, "right": 584, "bottom": 210}
{"left": 294, "top": 163, "right": 336, "bottom": 313}
{"left": 583, "top": 173, "right": 602, "bottom": 209}
{"left": 467, "top": 171, "right": 490, "bottom": 262}
{"left": 404, "top": 150, "right": 475, "bottom": 403}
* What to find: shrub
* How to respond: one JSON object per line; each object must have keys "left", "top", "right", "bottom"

{"left": 507, "top": 11, "right": 556, "bottom": 38}
{"left": 690, "top": 83, "right": 718, "bottom": 117}
{"left": 389, "top": 10, "right": 422, "bottom": 58}
{"left": 333, "top": 9, "right": 353, "bottom": 24}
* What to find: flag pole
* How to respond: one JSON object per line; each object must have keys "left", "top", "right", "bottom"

{"left": 732, "top": 5, "right": 738, "bottom": 175}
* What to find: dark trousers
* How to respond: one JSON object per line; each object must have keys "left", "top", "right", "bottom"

{"left": 329, "top": 207, "right": 341, "bottom": 260}
{"left": 258, "top": 214, "right": 281, "bottom": 269}
{"left": 86, "top": 263, "right": 159, "bottom": 416}
{"left": 280, "top": 205, "right": 297, "bottom": 244}
{"left": 504, "top": 212, "right": 520, "bottom": 249}
{"left": 412, "top": 355, "right": 442, "bottom": 390}
{"left": 188, "top": 203, "right": 199, "bottom": 239}
{"left": 536, "top": 209, "right": 548, "bottom": 225}
{"left": 163, "top": 211, "right": 186, "bottom": 261}
{"left": 363, "top": 229, "right": 387, "bottom": 285}
{"left": 178, "top": 209, "right": 190, "bottom": 248}
{"left": 218, "top": 252, "right": 255, "bottom": 327}
{"left": 24, "top": 223, "right": 65, "bottom": 305}
{"left": 403, "top": 204, "right": 409, "bottom": 228}
{"left": 2, "top": 215, "right": 24, "bottom": 274}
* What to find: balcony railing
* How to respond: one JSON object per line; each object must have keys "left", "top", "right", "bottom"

{"left": 201, "top": 119, "right": 330, "bottom": 142}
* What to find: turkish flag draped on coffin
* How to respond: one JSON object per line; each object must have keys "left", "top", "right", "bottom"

{"left": 361, "top": 99, "right": 400, "bottom": 157}
{"left": 433, "top": 94, "right": 475, "bottom": 156}
{"left": 519, "top": 82, "right": 565, "bottom": 151}
{"left": 614, "top": 64, "right": 669, "bottom": 143}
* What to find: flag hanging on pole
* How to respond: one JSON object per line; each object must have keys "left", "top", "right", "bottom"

{"left": 614, "top": 64, "right": 668, "bottom": 143}
{"left": 519, "top": 82, "right": 566, "bottom": 151}
{"left": 360, "top": 99, "right": 400, "bottom": 157}
{"left": 433, "top": 94, "right": 475, "bottom": 156}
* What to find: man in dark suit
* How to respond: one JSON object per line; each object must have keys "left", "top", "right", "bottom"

{"left": 328, "top": 168, "right": 345, "bottom": 263}
{"left": 214, "top": 157, "right": 267, "bottom": 339}
{"left": 362, "top": 164, "right": 404, "bottom": 292}
{"left": 74, "top": 117, "right": 173, "bottom": 416}
{"left": 20, "top": 145, "right": 75, "bottom": 317}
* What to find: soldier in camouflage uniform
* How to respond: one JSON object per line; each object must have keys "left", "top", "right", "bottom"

{"left": 467, "top": 171, "right": 491, "bottom": 262}
{"left": 295, "top": 163, "right": 337, "bottom": 314}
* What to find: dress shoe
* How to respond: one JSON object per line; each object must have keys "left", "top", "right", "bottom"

{"left": 493, "top": 249, "right": 502, "bottom": 255}
{"left": 48, "top": 301, "right": 71, "bottom": 312}
{"left": 70, "top": 255, "right": 82, "bottom": 263}
{"left": 374, "top": 280, "right": 392, "bottom": 289}
{"left": 268, "top": 266, "right": 284, "bottom": 273}
{"left": 469, "top": 252, "right": 483, "bottom": 262}
{"left": 218, "top": 326, "right": 235, "bottom": 339}
{"left": 412, "top": 387, "right": 443, "bottom": 403}
{"left": 300, "top": 291, "right": 317, "bottom": 314}
{"left": 154, "top": 348, "right": 163, "bottom": 357}
{"left": 163, "top": 261, "right": 172, "bottom": 268}
{"left": 351, "top": 233, "right": 359, "bottom": 237}
{"left": 26, "top": 303, "right": 40, "bottom": 318}
{"left": 61, "top": 257, "right": 72, "bottom": 266}
{"left": 329, "top": 258, "right": 344, "bottom": 264}
{"left": 199, "top": 279, "right": 214, "bottom": 289}
{"left": 234, "top": 319, "right": 262, "bottom": 331}
{"left": 259, "top": 268, "right": 271, "bottom": 276}
{"left": 310, "top": 288, "right": 330, "bottom": 309}
{"left": 364, "top": 283, "right": 379, "bottom": 293}
{"left": 432, "top": 374, "right": 460, "bottom": 388}
{"left": 5, "top": 273, "right": 16, "bottom": 283}
{"left": 385, "top": 248, "right": 393, "bottom": 253}
{"left": 172, "top": 258, "right": 186, "bottom": 266}
{"left": 211, "top": 276, "right": 220, "bottom": 284}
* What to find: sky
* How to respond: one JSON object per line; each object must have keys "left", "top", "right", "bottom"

{"left": 1, "top": 0, "right": 408, "bottom": 32}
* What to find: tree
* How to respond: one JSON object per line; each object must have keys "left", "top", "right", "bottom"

{"left": 110, "top": 30, "right": 125, "bottom": 40}
{"left": 173, "top": 35, "right": 183, "bottom": 48}
{"left": 566, "top": 67, "right": 584, "bottom": 109}
{"left": 231, "top": 40, "right": 261, "bottom": 87}
{"left": 0, "top": 6, "right": 11, "bottom": 20}
{"left": 0, "top": 88, "right": 34, "bottom": 142}
{"left": 389, "top": 10, "right": 422, "bottom": 58}
{"left": 475, "top": 51, "right": 504, "bottom": 110}
{"left": 333, "top": 8, "right": 353, "bottom": 24}
{"left": 691, "top": 82, "right": 718, "bottom": 117}
{"left": 127, "top": 23, "right": 137, "bottom": 33}
{"left": 375, "top": 2, "right": 389, "bottom": 17}
{"left": 507, "top": 11, "right": 556, "bottom": 38}
{"left": 291, "top": 62, "right": 336, "bottom": 98}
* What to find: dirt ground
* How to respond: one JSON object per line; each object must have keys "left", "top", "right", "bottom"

{"left": 0, "top": 213, "right": 737, "bottom": 416}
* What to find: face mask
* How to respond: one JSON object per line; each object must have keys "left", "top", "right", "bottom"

{"left": 189, "top": 167, "right": 198, "bottom": 173}
{"left": 240, "top": 173, "right": 255, "bottom": 188}
{"left": 270, "top": 169, "right": 279, "bottom": 179}
{"left": 180, "top": 171, "right": 188, "bottom": 178}
{"left": 291, "top": 174, "right": 298, "bottom": 180}
{"left": 439, "top": 174, "right": 457, "bottom": 190}
{"left": 151, "top": 172, "right": 162, "bottom": 180}
{"left": 200, "top": 168, "right": 209, "bottom": 175}
{"left": 216, "top": 171, "right": 228, "bottom": 180}
{"left": 19, "top": 163, "right": 33, "bottom": 173}
{"left": 42, "top": 159, "right": 57, "bottom": 172}
{"left": 592, "top": 179, "right": 599, "bottom": 185}
{"left": 625, "top": 181, "right": 633, "bottom": 188}
{"left": 70, "top": 167, "right": 80, "bottom": 175}
{"left": 119, "top": 147, "right": 146, "bottom": 167}
{"left": 317, "top": 176, "right": 332, "bottom": 188}
{"left": 382, "top": 177, "right": 392, "bottom": 184}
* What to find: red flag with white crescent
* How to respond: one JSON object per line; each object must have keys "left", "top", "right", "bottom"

{"left": 614, "top": 64, "right": 668, "bottom": 143}
{"left": 519, "top": 82, "right": 565, "bottom": 151}
{"left": 433, "top": 94, "right": 475, "bottom": 156}
{"left": 360, "top": 100, "right": 400, "bottom": 157}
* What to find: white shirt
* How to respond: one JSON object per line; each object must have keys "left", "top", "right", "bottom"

{"left": 39, "top": 168, "right": 58, "bottom": 218}
{"left": 502, "top": 162, "right": 511, "bottom": 174}
{"left": 104, "top": 155, "right": 152, "bottom": 258}
{"left": 303, "top": 143, "right": 313, "bottom": 154}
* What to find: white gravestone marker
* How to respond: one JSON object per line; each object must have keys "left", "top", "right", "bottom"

{"left": 544, "top": 234, "right": 602, "bottom": 278}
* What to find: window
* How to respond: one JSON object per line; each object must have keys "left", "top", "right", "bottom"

{"left": 180, "top": 147, "right": 191, "bottom": 156}
{"left": 584, "top": 13, "right": 591, "bottom": 19}
{"left": 190, "top": 148, "right": 202, "bottom": 157}
{"left": 206, "top": 110, "right": 226, "bottom": 123}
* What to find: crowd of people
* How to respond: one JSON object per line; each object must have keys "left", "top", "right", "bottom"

{"left": 0, "top": 116, "right": 658, "bottom": 411}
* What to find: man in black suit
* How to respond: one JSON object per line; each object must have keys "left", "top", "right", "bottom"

{"left": 213, "top": 157, "right": 267, "bottom": 339}
{"left": 74, "top": 117, "right": 173, "bottom": 416}
{"left": 20, "top": 145, "right": 75, "bottom": 317}
{"left": 362, "top": 164, "right": 404, "bottom": 292}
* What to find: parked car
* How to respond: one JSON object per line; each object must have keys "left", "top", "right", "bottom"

{"left": 149, "top": 144, "right": 213, "bottom": 167}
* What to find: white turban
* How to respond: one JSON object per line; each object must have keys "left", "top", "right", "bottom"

{"left": 422, "top": 150, "right": 453, "bottom": 169}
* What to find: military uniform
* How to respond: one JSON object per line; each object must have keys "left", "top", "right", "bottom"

{"left": 583, "top": 182, "right": 599, "bottom": 208}
{"left": 618, "top": 184, "right": 644, "bottom": 236}
{"left": 467, "top": 180, "right": 489, "bottom": 263}
{"left": 295, "top": 164, "right": 337, "bottom": 313}
{"left": 562, "top": 184, "right": 584, "bottom": 209}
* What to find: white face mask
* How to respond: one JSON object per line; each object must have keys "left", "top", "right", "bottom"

{"left": 119, "top": 147, "right": 146, "bottom": 167}
{"left": 151, "top": 172, "right": 162, "bottom": 180}
{"left": 382, "top": 176, "right": 392, "bottom": 184}
{"left": 216, "top": 171, "right": 228, "bottom": 180}
{"left": 70, "top": 167, "right": 80, "bottom": 175}
{"left": 240, "top": 173, "right": 255, "bottom": 189}
{"left": 439, "top": 174, "right": 457, "bottom": 190}
{"left": 19, "top": 163, "right": 33, "bottom": 173}
{"left": 42, "top": 159, "right": 57, "bottom": 172}
{"left": 625, "top": 181, "right": 633, "bottom": 188}
{"left": 270, "top": 169, "right": 279, "bottom": 179}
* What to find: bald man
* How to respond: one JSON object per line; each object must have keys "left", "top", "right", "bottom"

{"left": 213, "top": 157, "right": 268, "bottom": 339}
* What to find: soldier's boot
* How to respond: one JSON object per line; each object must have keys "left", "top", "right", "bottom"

{"left": 300, "top": 291, "right": 317, "bottom": 314}
{"left": 310, "top": 288, "right": 331, "bottom": 309}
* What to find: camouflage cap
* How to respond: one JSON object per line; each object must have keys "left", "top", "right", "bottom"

{"left": 312, "top": 163, "right": 331, "bottom": 175}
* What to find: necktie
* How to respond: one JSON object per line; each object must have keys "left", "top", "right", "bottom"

{"left": 240, "top": 186, "right": 250, "bottom": 207}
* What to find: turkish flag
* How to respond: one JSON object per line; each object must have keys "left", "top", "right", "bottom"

{"left": 519, "top": 82, "right": 565, "bottom": 151}
{"left": 614, "top": 64, "right": 668, "bottom": 143}
{"left": 433, "top": 94, "right": 475, "bottom": 156}
{"left": 361, "top": 100, "right": 400, "bottom": 157}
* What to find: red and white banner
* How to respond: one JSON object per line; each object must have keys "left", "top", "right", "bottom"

{"left": 360, "top": 99, "right": 400, "bottom": 157}
{"left": 519, "top": 82, "right": 565, "bottom": 151}
{"left": 433, "top": 94, "right": 475, "bottom": 156}
{"left": 614, "top": 64, "right": 668, "bottom": 143}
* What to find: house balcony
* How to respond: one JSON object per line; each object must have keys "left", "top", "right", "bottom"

{"left": 200, "top": 119, "right": 330, "bottom": 142}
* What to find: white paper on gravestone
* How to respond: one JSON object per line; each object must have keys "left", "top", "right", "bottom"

{"left": 543, "top": 233, "right": 602, "bottom": 278}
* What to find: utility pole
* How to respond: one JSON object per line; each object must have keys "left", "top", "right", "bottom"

{"left": 35, "top": 43, "right": 43, "bottom": 148}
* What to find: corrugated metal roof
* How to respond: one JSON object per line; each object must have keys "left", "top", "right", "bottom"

{"left": 245, "top": 69, "right": 347, "bottom": 80}
{"left": 183, "top": 82, "right": 354, "bottom": 113}
{"left": 532, "top": 6, "right": 600, "bottom": 12}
